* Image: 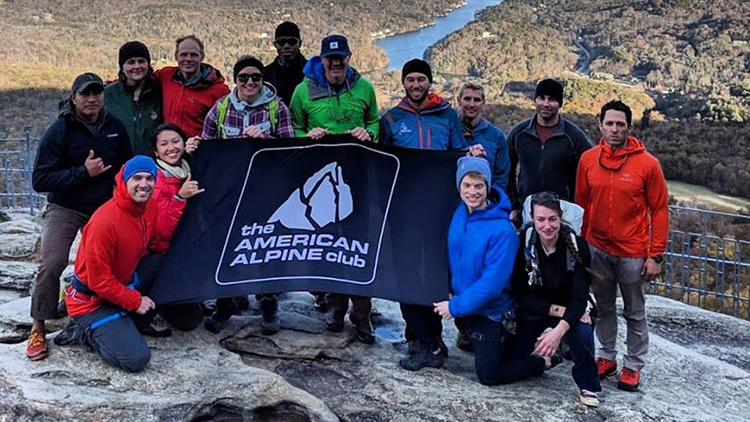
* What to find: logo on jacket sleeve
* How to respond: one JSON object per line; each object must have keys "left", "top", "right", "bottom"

{"left": 269, "top": 162, "right": 353, "bottom": 230}
{"left": 216, "top": 144, "right": 399, "bottom": 286}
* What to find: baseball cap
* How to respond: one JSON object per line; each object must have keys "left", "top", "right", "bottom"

{"left": 71, "top": 73, "right": 104, "bottom": 94}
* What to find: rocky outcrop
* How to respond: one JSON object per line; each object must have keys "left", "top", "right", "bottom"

{"left": 0, "top": 219, "right": 41, "bottom": 261}
{"left": 0, "top": 213, "right": 748, "bottom": 421}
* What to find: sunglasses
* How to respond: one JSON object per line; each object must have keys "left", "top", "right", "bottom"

{"left": 275, "top": 37, "right": 299, "bottom": 47}
{"left": 237, "top": 73, "right": 263, "bottom": 83}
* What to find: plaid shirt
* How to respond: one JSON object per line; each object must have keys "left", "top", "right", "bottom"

{"left": 201, "top": 95, "right": 295, "bottom": 139}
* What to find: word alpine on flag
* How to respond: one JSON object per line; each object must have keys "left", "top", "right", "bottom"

{"left": 150, "top": 136, "right": 462, "bottom": 306}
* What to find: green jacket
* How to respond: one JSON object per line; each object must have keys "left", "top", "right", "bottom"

{"left": 104, "top": 77, "right": 162, "bottom": 156}
{"left": 290, "top": 57, "right": 379, "bottom": 139}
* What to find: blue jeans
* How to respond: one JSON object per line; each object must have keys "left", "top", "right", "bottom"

{"left": 510, "top": 315, "right": 601, "bottom": 392}
{"left": 465, "top": 316, "right": 545, "bottom": 385}
{"left": 71, "top": 303, "right": 150, "bottom": 373}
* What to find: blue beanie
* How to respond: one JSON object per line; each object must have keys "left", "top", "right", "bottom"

{"left": 122, "top": 155, "right": 158, "bottom": 182}
{"left": 456, "top": 156, "right": 491, "bottom": 191}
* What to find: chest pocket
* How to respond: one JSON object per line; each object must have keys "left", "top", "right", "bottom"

{"left": 223, "top": 126, "right": 241, "bottom": 138}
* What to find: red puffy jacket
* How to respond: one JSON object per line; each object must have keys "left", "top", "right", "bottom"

{"left": 149, "top": 167, "right": 187, "bottom": 252}
{"left": 66, "top": 167, "right": 179, "bottom": 316}
{"left": 154, "top": 65, "right": 230, "bottom": 137}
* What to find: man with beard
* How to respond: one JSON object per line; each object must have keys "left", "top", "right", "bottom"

{"left": 506, "top": 79, "right": 591, "bottom": 225}
{"left": 154, "top": 35, "right": 230, "bottom": 137}
{"left": 380, "top": 59, "right": 465, "bottom": 150}
{"left": 263, "top": 22, "right": 307, "bottom": 107}
{"left": 380, "top": 59, "right": 479, "bottom": 371}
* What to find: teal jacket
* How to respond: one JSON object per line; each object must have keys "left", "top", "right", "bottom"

{"left": 104, "top": 76, "right": 162, "bottom": 156}
{"left": 290, "top": 56, "right": 379, "bottom": 139}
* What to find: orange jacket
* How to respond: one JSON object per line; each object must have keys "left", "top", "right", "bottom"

{"left": 66, "top": 166, "right": 176, "bottom": 316}
{"left": 575, "top": 137, "right": 669, "bottom": 258}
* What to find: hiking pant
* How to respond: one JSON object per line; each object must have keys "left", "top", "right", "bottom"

{"left": 400, "top": 303, "right": 443, "bottom": 348}
{"left": 31, "top": 203, "right": 89, "bottom": 320}
{"left": 135, "top": 254, "right": 203, "bottom": 331}
{"left": 509, "top": 314, "right": 601, "bottom": 392}
{"left": 72, "top": 303, "right": 151, "bottom": 373}
{"left": 589, "top": 244, "right": 649, "bottom": 371}
{"left": 465, "top": 316, "right": 545, "bottom": 385}
{"left": 329, "top": 294, "right": 371, "bottom": 323}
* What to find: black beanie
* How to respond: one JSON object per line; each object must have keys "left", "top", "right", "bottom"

{"left": 118, "top": 41, "right": 151, "bottom": 69}
{"left": 534, "top": 79, "right": 564, "bottom": 106}
{"left": 233, "top": 56, "right": 264, "bottom": 81}
{"left": 275, "top": 21, "right": 301, "bottom": 39}
{"left": 402, "top": 59, "right": 433, "bottom": 83}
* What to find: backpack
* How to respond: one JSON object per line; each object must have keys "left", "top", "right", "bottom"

{"left": 215, "top": 96, "right": 279, "bottom": 139}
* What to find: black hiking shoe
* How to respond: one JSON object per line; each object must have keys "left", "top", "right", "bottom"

{"left": 349, "top": 314, "right": 375, "bottom": 344}
{"left": 260, "top": 297, "right": 280, "bottom": 335}
{"left": 53, "top": 320, "right": 80, "bottom": 346}
{"left": 399, "top": 345, "right": 445, "bottom": 371}
{"left": 456, "top": 329, "right": 474, "bottom": 352}
{"left": 326, "top": 311, "right": 346, "bottom": 333}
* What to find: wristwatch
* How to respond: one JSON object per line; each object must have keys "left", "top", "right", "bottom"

{"left": 650, "top": 255, "right": 664, "bottom": 264}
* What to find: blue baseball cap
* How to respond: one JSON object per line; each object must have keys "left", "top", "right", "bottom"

{"left": 320, "top": 34, "right": 351, "bottom": 58}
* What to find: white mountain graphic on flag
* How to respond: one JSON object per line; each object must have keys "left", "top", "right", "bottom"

{"left": 268, "top": 162, "right": 354, "bottom": 230}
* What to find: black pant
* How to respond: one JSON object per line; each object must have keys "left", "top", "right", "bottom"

{"left": 400, "top": 303, "right": 443, "bottom": 347}
{"left": 509, "top": 314, "right": 601, "bottom": 392}
{"left": 465, "top": 316, "right": 545, "bottom": 385}
{"left": 135, "top": 254, "right": 203, "bottom": 331}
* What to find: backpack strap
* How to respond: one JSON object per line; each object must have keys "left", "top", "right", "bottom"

{"left": 268, "top": 98, "right": 279, "bottom": 129}
{"left": 216, "top": 96, "right": 231, "bottom": 139}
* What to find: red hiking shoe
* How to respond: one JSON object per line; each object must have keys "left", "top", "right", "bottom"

{"left": 596, "top": 357, "right": 617, "bottom": 379}
{"left": 26, "top": 330, "right": 48, "bottom": 361}
{"left": 618, "top": 367, "right": 641, "bottom": 391}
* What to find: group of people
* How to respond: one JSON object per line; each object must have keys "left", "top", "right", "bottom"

{"left": 25, "top": 21, "right": 669, "bottom": 408}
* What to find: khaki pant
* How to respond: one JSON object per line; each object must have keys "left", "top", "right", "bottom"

{"left": 589, "top": 244, "right": 649, "bottom": 371}
{"left": 30, "top": 203, "right": 89, "bottom": 320}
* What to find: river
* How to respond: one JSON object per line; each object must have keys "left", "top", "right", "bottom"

{"left": 375, "top": 0, "right": 505, "bottom": 70}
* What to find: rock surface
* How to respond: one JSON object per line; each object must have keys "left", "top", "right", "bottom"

{"left": 0, "top": 214, "right": 748, "bottom": 421}
{"left": 0, "top": 219, "right": 41, "bottom": 260}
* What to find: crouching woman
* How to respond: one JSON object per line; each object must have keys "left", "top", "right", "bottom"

{"left": 509, "top": 191, "right": 602, "bottom": 406}
{"left": 433, "top": 157, "right": 554, "bottom": 384}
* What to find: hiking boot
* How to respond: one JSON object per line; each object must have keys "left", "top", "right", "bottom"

{"left": 53, "top": 320, "right": 80, "bottom": 346}
{"left": 544, "top": 353, "right": 564, "bottom": 370}
{"left": 260, "top": 297, "right": 280, "bottom": 335}
{"left": 596, "top": 357, "right": 617, "bottom": 379}
{"left": 325, "top": 311, "right": 346, "bottom": 333}
{"left": 579, "top": 390, "right": 600, "bottom": 407}
{"left": 234, "top": 295, "right": 250, "bottom": 311}
{"left": 399, "top": 345, "right": 445, "bottom": 371}
{"left": 618, "top": 367, "right": 641, "bottom": 392}
{"left": 312, "top": 293, "right": 328, "bottom": 312}
{"left": 456, "top": 329, "right": 474, "bottom": 352}
{"left": 204, "top": 313, "right": 230, "bottom": 334}
{"left": 137, "top": 323, "right": 172, "bottom": 338}
{"left": 26, "top": 330, "right": 47, "bottom": 361}
{"left": 349, "top": 314, "right": 375, "bottom": 344}
{"left": 407, "top": 340, "right": 420, "bottom": 355}
{"left": 56, "top": 300, "right": 68, "bottom": 319}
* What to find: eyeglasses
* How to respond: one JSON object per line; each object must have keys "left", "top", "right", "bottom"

{"left": 237, "top": 73, "right": 263, "bottom": 84}
{"left": 275, "top": 37, "right": 299, "bottom": 47}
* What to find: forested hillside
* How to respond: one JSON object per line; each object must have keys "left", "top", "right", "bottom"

{"left": 425, "top": 0, "right": 750, "bottom": 200}
{"left": 0, "top": 0, "right": 459, "bottom": 136}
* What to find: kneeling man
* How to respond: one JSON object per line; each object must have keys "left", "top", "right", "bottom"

{"left": 63, "top": 156, "right": 176, "bottom": 372}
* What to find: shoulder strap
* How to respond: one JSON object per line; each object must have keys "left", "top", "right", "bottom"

{"left": 216, "top": 96, "right": 231, "bottom": 139}
{"left": 268, "top": 98, "right": 279, "bottom": 129}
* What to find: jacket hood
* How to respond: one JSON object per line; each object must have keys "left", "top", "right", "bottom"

{"left": 176, "top": 63, "right": 227, "bottom": 88}
{"left": 302, "top": 55, "right": 357, "bottom": 89}
{"left": 463, "top": 187, "right": 512, "bottom": 222}
{"left": 598, "top": 136, "right": 646, "bottom": 170}
{"left": 113, "top": 166, "right": 150, "bottom": 216}
{"left": 230, "top": 82, "right": 278, "bottom": 111}
{"left": 398, "top": 93, "right": 450, "bottom": 115}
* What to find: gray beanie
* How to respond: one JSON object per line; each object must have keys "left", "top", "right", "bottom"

{"left": 456, "top": 156, "right": 491, "bottom": 191}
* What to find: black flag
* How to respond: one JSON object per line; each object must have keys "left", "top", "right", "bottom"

{"left": 149, "top": 136, "right": 462, "bottom": 306}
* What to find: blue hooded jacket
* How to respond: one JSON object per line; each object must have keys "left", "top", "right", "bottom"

{"left": 464, "top": 118, "right": 510, "bottom": 192}
{"left": 379, "top": 94, "right": 467, "bottom": 151}
{"left": 447, "top": 188, "right": 519, "bottom": 320}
